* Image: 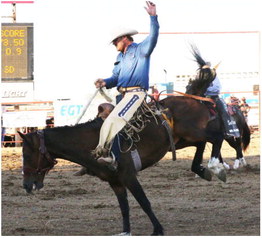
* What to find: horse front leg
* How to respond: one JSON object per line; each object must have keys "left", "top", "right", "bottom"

{"left": 109, "top": 182, "right": 131, "bottom": 235}
{"left": 191, "top": 142, "right": 212, "bottom": 181}
{"left": 124, "top": 176, "right": 164, "bottom": 235}
{"left": 207, "top": 138, "right": 227, "bottom": 182}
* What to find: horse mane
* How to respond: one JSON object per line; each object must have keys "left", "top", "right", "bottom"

{"left": 21, "top": 117, "right": 103, "bottom": 149}
{"left": 186, "top": 45, "right": 216, "bottom": 96}
{"left": 190, "top": 44, "right": 207, "bottom": 69}
{"left": 45, "top": 117, "right": 103, "bottom": 133}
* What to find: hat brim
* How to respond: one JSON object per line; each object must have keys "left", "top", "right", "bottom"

{"left": 110, "top": 29, "right": 138, "bottom": 44}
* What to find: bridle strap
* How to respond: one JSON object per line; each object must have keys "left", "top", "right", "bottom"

{"left": 37, "top": 130, "right": 57, "bottom": 172}
{"left": 37, "top": 130, "right": 47, "bottom": 154}
{"left": 37, "top": 130, "right": 55, "bottom": 162}
{"left": 36, "top": 130, "right": 57, "bottom": 174}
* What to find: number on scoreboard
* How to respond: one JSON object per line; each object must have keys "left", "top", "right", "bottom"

{"left": 1, "top": 23, "right": 33, "bottom": 80}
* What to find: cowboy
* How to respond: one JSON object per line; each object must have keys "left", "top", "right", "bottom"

{"left": 93, "top": 1, "right": 159, "bottom": 167}
{"left": 204, "top": 64, "right": 240, "bottom": 138}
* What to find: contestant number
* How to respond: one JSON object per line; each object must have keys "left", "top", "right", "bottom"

{"left": 1, "top": 26, "right": 28, "bottom": 79}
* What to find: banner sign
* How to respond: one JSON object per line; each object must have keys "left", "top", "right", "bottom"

{"left": 1, "top": 82, "right": 34, "bottom": 102}
{"left": 54, "top": 98, "right": 105, "bottom": 126}
{"left": 3, "top": 111, "right": 47, "bottom": 127}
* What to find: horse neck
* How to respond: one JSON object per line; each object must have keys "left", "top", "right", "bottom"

{"left": 43, "top": 123, "right": 100, "bottom": 167}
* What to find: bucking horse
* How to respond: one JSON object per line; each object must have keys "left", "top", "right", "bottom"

{"left": 19, "top": 47, "right": 249, "bottom": 235}
{"left": 181, "top": 45, "right": 250, "bottom": 171}
{"left": 17, "top": 98, "right": 226, "bottom": 235}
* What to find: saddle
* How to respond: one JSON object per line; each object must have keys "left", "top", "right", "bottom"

{"left": 203, "top": 100, "right": 234, "bottom": 122}
{"left": 202, "top": 98, "right": 240, "bottom": 138}
{"left": 203, "top": 100, "right": 238, "bottom": 118}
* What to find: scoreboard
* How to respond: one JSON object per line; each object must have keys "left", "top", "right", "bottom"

{"left": 1, "top": 23, "right": 33, "bottom": 80}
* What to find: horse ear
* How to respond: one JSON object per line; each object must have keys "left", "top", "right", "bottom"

{"left": 17, "top": 131, "right": 26, "bottom": 140}
{"left": 213, "top": 61, "right": 221, "bottom": 70}
{"left": 17, "top": 131, "right": 31, "bottom": 145}
{"left": 17, "top": 131, "right": 35, "bottom": 150}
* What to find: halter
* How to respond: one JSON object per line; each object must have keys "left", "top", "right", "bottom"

{"left": 23, "top": 130, "right": 57, "bottom": 176}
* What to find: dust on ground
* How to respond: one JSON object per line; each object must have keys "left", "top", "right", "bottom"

{"left": 1, "top": 132, "right": 260, "bottom": 236}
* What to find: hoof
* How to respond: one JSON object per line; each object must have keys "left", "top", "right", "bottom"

{"left": 223, "top": 162, "right": 231, "bottom": 170}
{"left": 193, "top": 167, "right": 212, "bottom": 181}
{"left": 208, "top": 157, "right": 227, "bottom": 182}
{"left": 239, "top": 157, "right": 247, "bottom": 167}
{"left": 233, "top": 160, "right": 240, "bottom": 170}
{"left": 217, "top": 169, "right": 227, "bottom": 183}
{"left": 203, "top": 169, "right": 212, "bottom": 181}
{"left": 233, "top": 158, "right": 247, "bottom": 170}
{"left": 151, "top": 232, "right": 164, "bottom": 236}
{"left": 151, "top": 228, "right": 164, "bottom": 236}
{"left": 115, "top": 232, "right": 131, "bottom": 236}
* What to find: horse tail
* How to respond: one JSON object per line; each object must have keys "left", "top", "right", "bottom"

{"left": 241, "top": 121, "right": 251, "bottom": 151}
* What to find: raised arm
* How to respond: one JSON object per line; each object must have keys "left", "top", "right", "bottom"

{"left": 144, "top": 1, "right": 156, "bottom": 16}
{"left": 141, "top": 1, "right": 159, "bottom": 56}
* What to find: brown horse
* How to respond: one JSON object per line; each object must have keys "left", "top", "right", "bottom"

{"left": 19, "top": 90, "right": 224, "bottom": 235}
{"left": 184, "top": 45, "right": 250, "bottom": 171}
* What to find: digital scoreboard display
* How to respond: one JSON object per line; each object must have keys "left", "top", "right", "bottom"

{"left": 1, "top": 23, "right": 33, "bottom": 80}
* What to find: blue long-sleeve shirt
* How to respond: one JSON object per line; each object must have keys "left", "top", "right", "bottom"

{"left": 104, "top": 15, "right": 159, "bottom": 91}
{"left": 205, "top": 75, "right": 221, "bottom": 96}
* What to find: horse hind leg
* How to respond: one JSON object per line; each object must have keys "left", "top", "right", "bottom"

{"left": 124, "top": 176, "right": 164, "bottom": 235}
{"left": 233, "top": 157, "right": 247, "bottom": 170}
{"left": 226, "top": 137, "right": 247, "bottom": 170}
{"left": 234, "top": 138, "right": 247, "bottom": 169}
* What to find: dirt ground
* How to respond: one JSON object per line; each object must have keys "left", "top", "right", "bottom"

{"left": 1, "top": 132, "right": 260, "bottom": 236}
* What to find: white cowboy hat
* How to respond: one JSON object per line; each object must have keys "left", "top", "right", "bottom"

{"left": 109, "top": 27, "right": 138, "bottom": 44}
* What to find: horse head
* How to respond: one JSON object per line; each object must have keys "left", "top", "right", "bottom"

{"left": 186, "top": 45, "right": 219, "bottom": 96}
{"left": 18, "top": 131, "right": 56, "bottom": 193}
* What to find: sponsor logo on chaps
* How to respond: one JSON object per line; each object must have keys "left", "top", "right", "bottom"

{"left": 118, "top": 95, "right": 139, "bottom": 117}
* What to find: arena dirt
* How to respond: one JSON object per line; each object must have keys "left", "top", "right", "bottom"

{"left": 1, "top": 132, "right": 260, "bottom": 236}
